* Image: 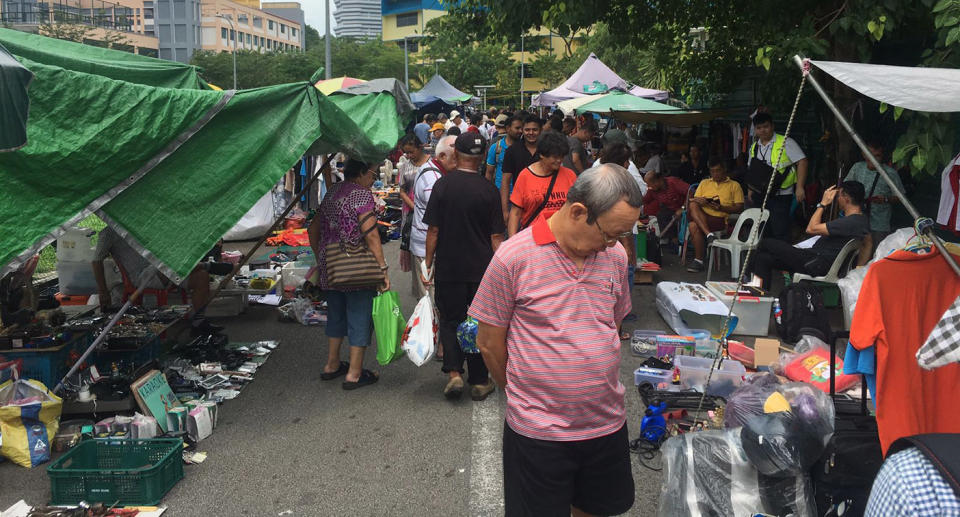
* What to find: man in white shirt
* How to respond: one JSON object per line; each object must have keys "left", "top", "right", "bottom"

{"left": 445, "top": 110, "right": 469, "bottom": 133}
{"left": 411, "top": 136, "right": 457, "bottom": 299}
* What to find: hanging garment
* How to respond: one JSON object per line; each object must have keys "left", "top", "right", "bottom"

{"left": 936, "top": 152, "right": 960, "bottom": 232}
{"left": 850, "top": 248, "right": 960, "bottom": 454}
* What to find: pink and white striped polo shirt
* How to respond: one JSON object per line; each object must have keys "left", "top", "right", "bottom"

{"left": 469, "top": 217, "right": 631, "bottom": 441}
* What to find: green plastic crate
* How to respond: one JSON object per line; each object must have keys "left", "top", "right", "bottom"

{"left": 47, "top": 438, "right": 183, "bottom": 505}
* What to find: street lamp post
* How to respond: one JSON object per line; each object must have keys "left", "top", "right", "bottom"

{"left": 434, "top": 58, "right": 445, "bottom": 76}
{"left": 217, "top": 14, "right": 237, "bottom": 90}
{"left": 403, "top": 35, "right": 422, "bottom": 93}
{"left": 324, "top": 0, "right": 331, "bottom": 79}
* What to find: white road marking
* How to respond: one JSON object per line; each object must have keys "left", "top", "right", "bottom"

{"left": 469, "top": 390, "right": 506, "bottom": 516}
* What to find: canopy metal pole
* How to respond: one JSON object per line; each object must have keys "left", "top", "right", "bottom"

{"left": 794, "top": 54, "right": 960, "bottom": 278}
{"left": 203, "top": 153, "right": 336, "bottom": 307}
{"left": 53, "top": 275, "right": 153, "bottom": 394}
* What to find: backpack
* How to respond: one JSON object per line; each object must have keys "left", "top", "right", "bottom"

{"left": 776, "top": 283, "right": 832, "bottom": 344}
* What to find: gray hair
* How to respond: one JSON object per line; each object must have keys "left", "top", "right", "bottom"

{"left": 567, "top": 163, "right": 643, "bottom": 223}
{"left": 435, "top": 135, "right": 456, "bottom": 158}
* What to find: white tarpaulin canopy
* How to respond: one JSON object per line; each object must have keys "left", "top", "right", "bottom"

{"left": 811, "top": 60, "right": 960, "bottom": 112}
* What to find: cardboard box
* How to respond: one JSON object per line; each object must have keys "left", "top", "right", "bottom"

{"left": 634, "top": 271, "right": 654, "bottom": 285}
{"left": 753, "top": 338, "right": 781, "bottom": 369}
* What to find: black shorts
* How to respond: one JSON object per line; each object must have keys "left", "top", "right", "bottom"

{"left": 502, "top": 422, "right": 635, "bottom": 517}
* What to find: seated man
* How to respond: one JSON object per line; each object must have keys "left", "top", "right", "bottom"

{"left": 91, "top": 227, "right": 228, "bottom": 334}
{"left": 686, "top": 158, "right": 745, "bottom": 272}
{"left": 643, "top": 170, "right": 689, "bottom": 239}
{"left": 747, "top": 181, "right": 869, "bottom": 289}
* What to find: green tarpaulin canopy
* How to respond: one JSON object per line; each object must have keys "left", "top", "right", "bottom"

{"left": 0, "top": 33, "right": 410, "bottom": 283}
{"left": 0, "top": 27, "right": 210, "bottom": 90}
{"left": 0, "top": 42, "right": 33, "bottom": 151}
{"left": 558, "top": 90, "right": 725, "bottom": 125}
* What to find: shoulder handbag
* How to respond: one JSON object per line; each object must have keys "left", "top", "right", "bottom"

{"left": 745, "top": 141, "right": 790, "bottom": 193}
{"left": 520, "top": 168, "right": 559, "bottom": 230}
{"left": 325, "top": 212, "right": 384, "bottom": 289}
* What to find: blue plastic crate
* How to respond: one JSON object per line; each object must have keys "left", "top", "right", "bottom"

{"left": 0, "top": 332, "right": 92, "bottom": 387}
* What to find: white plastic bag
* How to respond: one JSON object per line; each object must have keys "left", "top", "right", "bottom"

{"left": 402, "top": 295, "right": 437, "bottom": 367}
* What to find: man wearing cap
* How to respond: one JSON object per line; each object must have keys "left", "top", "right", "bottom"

{"left": 428, "top": 122, "right": 446, "bottom": 154}
{"left": 422, "top": 132, "right": 505, "bottom": 401}
{"left": 445, "top": 110, "right": 469, "bottom": 133}
{"left": 414, "top": 113, "right": 435, "bottom": 145}
{"left": 485, "top": 115, "right": 522, "bottom": 192}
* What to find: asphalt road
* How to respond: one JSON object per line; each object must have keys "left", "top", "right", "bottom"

{"left": 0, "top": 240, "right": 740, "bottom": 516}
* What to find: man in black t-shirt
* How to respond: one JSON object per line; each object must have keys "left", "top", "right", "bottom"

{"left": 423, "top": 133, "right": 506, "bottom": 402}
{"left": 499, "top": 114, "right": 542, "bottom": 224}
{"left": 747, "top": 181, "right": 869, "bottom": 288}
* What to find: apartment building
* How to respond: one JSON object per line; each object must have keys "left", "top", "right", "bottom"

{"left": 198, "top": 0, "right": 302, "bottom": 60}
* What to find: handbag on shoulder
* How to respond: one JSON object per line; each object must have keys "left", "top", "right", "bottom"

{"left": 325, "top": 213, "right": 384, "bottom": 289}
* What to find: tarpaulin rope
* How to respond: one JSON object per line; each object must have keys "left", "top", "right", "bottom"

{"left": 694, "top": 64, "right": 810, "bottom": 419}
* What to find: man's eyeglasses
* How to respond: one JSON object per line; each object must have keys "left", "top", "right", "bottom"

{"left": 594, "top": 219, "right": 632, "bottom": 245}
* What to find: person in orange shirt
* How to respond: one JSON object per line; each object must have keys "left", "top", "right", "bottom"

{"left": 507, "top": 131, "right": 578, "bottom": 237}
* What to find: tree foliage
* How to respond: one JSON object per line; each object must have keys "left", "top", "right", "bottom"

{"left": 421, "top": 10, "right": 519, "bottom": 104}
{"left": 464, "top": 0, "right": 960, "bottom": 177}
{"left": 190, "top": 28, "right": 408, "bottom": 89}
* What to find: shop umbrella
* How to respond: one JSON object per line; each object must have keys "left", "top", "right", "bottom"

{"left": 558, "top": 90, "right": 725, "bottom": 125}
{"left": 314, "top": 76, "right": 366, "bottom": 96}
{"left": 0, "top": 42, "right": 33, "bottom": 152}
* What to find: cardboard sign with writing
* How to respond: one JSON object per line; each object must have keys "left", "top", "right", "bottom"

{"left": 130, "top": 370, "right": 181, "bottom": 433}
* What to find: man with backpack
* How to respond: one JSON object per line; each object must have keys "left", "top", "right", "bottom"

{"left": 485, "top": 115, "right": 522, "bottom": 192}
{"left": 746, "top": 181, "right": 869, "bottom": 289}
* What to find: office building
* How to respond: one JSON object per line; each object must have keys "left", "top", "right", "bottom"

{"left": 197, "top": 0, "right": 302, "bottom": 62}
{"left": 334, "top": 0, "right": 380, "bottom": 38}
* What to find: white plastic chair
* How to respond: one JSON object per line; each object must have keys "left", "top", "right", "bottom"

{"left": 706, "top": 208, "right": 770, "bottom": 281}
{"left": 792, "top": 238, "right": 862, "bottom": 285}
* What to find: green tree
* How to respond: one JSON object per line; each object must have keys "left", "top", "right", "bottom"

{"left": 304, "top": 24, "right": 322, "bottom": 52}
{"left": 421, "top": 10, "right": 519, "bottom": 104}
{"left": 191, "top": 49, "right": 323, "bottom": 89}
{"left": 465, "top": 0, "right": 959, "bottom": 178}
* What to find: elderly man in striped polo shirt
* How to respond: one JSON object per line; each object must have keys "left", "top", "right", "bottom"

{"left": 470, "top": 164, "right": 642, "bottom": 517}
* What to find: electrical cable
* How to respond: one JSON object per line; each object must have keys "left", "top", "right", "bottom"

{"left": 629, "top": 426, "right": 668, "bottom": 471}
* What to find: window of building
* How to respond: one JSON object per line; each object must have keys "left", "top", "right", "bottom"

{"left": 280, "top": 23, "right": 286, "bottom": 33}
{"left": 144, "top": 7, "right": 153, "bottom": 19}
{"left": 399, "top": 40, "right": 418, "bottom": 53}
{"left": 230, "top": 29, "right": 235, "bottom": 41}
{"left": 238, "top": 31, "right": 244, "bottom": 44}
{"left": 268, "top": 20, "right": 274, "bottom": 30}
{"left": 246, "top": 33, "right": 251, "bottom": 44}
{"left": 291, "top": 28, "right": 297, "bottom": 38}
{"left": 396, "top": 12, "right": 417, "bottom": 27}
{"left": 238, "top": 13, "right": 248, "bottom": 25}
{"left": 253, "top": 16, "right": 262, "bottom": 28}
{"left": 221, "top": 27, "right": 227, "bottom": 39}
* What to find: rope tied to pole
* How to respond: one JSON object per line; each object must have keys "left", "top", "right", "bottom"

{"left": 693, "top": 68, "right": 810, "bottom": 419}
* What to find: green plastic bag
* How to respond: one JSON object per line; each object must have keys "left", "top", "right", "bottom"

{"left": 373, "top": 291, "right": 406, "bottom": 365}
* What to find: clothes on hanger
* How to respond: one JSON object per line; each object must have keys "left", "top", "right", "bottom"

{"left": 936, "top": 151, "right": 960, "bottom": 232}
{"left": 850, "top": 247, "right": 960, "bottom": 454}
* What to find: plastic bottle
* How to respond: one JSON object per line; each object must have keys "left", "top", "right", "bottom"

{"left": 773, "top": 298, "right": 782, "bottom": 325}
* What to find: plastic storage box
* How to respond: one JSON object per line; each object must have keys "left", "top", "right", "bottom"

{"left": 630, "top": 330, "right": 662, "bottom": 357}
{"left": 56, "top": 227, "right": 96, "bottom": 262}
{"left": 634, "top": 367, "right": 673, "bottom": 388}
{"left": 674, "top": 354, "right": 746, "bottom": 398}
{"left": 705, "top": 281, "right": 774, "bottom": 336}
{"left": 48, "top": 438, "right": 184, "bottom": 505}
{"left": 57, "top": 260, "right": 99, "bottom": 295}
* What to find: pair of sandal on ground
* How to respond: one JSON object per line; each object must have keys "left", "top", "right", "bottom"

{"left": 321, "top": 361, "right": 378, "bottom": 390}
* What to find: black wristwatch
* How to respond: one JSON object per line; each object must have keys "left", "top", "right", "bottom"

{"left": 815, "top": 202, "right": 824, "bottom": 209}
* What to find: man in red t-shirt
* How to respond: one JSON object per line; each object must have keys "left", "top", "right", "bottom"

{"left": 643, "top": 171, "right": 689, "bottom": 237}
{"left": 507, "top": 131, "right": 577, "bottom": 237}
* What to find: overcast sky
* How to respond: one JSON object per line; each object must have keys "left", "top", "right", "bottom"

{"left": 303, "top": 2, "right": 336, "bottom": 34}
